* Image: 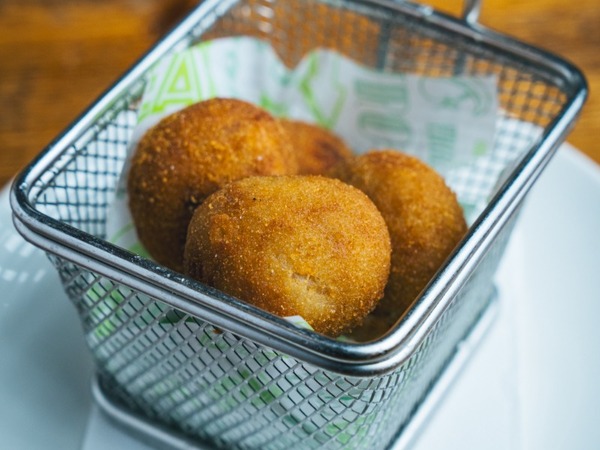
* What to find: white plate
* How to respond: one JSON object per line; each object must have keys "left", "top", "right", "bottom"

{"left": 0, "top": 187, "right": 94, "bottom": 448}
{"left": 412, "top": 144, "right": 600, "bottom": 450}
{"left": 1, "top": 143, "right": 599, "bottom": 450}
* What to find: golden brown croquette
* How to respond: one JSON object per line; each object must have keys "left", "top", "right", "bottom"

{"left": 127, "top": 98, "right": 298, "bottom": 271}
{"left": 279, "top": 119, "right": 353, "bottom": 175}
{"left": 329, "top": 150, "right": 467, "bottom": 339}
{"left": 183, "top": 175, "right": 391, "bottom": 337}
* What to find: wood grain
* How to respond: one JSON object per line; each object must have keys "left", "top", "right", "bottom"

{"left": 429, "top": 0, "right": 600, "bottom": 165}
{"left": 1, "top": 0, "right": 598, "bottom": 188}
{"left": 0, "top": 0, "right": 198, "bottom": 187}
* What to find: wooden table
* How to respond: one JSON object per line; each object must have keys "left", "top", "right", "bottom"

{"left": 1, "top": 0, "right": 598, "bottom": 188}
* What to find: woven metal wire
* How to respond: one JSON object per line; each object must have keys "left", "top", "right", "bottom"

{"left": 48, "top": 226, "right": 504, "bottom": 449}
{"left": 21, "top": 0, "right": 578, "bottom": 448}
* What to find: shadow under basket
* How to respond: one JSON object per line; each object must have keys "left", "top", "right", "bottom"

{"left": 10, "top": 1, "right": 586, "bottom": 449}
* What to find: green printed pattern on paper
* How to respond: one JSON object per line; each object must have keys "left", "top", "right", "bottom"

{"left": 299, "top": 54, "right": 347, "bottom": 129}
{"left": 426, "top": 122, "right": 457, "bottom": 166}
{"left": 259, "top": 93, "right": 288, "bottom": 117}
{"left": 357, "top": 112, "right": 412, "bottom": 148}
{"left": 355, "top": 79, "right": 409, "bottom": 107}
{"left": 418, "top": 78, "right": 493, "bottom": 117}
{"left": 138, "top": 46, "right": 207, "bottom": 122}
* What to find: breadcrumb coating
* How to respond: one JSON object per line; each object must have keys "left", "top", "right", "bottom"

{"left": 329, "top": 150, "right": 467, "bottom": 339}
{"left": 184, "top": 175, "right": 391, "bottom": 337}
{"left": 127, "top": 98, "right": 297, "bottom": 271}
{"left": 279, "top": 119, "right": 353, "bottom": 175}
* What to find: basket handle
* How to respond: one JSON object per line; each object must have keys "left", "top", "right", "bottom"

{"left": 462, "top": 0, "right": 482, "bottom": 25}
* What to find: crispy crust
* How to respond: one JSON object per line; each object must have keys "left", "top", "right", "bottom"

{"left": 329, "top": 150, "right": 467, "bottom": 338}
{"left": 184, "top": 175, "right": 391, "bottom": 337}
{"left": 279, "top": 119, "right": 353, "bottom": 175}
{"left": 127, "top": 98, "right": 297, "bottom": 271}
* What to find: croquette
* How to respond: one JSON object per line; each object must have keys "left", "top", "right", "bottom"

{"left": 183, "top": 175, "right": 391, "bottom": 337}
{"left": 329, "top": 150, "right": 467, "bottom": 339}
{"left": 279, "top": 119, "right": 353, "bottom": 175}
{"left": 127, "top": 98, "right": 298, "bottom": 272}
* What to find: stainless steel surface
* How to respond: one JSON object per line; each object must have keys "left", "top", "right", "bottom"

{"left": 10, "top": 0, "right": 587, "bottom": 449}
{"left": 462, "top": 0, "right": 482, "bottom": 24}
{"left": 90, "top": 293, "right": 499, "bottom": 450}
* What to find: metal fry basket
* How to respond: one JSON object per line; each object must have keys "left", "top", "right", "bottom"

{"left": 10, "top": 0, "right": 586, "bottom": 449}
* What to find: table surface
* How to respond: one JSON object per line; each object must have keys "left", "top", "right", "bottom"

{"left": 1, "top": 0, "right": 599, "bottom": 188}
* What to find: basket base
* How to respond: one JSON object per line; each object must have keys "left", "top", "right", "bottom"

{"left": 90, "top": 291, "right": 498, "bottom": 450}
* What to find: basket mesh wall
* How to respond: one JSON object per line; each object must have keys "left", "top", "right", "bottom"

{"left": 22, "top": 0, "right": 575, "bottom": 448}
{"left": 47, "top": 226, "right": 505, "bottom": 449}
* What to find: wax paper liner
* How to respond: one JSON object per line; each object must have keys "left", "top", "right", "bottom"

{"left": 102, "top": 36, "right": 498, "bottom": 334}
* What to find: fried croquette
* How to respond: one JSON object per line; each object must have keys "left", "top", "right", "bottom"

{"left": 127, "top": 98, "right": 298, "bottom": 272}
{"left": 183, "top": 175, "right": 391, "bottom": 337}
{"left": 329, "top": 150, "right": 468, "bottom": 338}
{"left": 279, "top": 119, "right": 353, "bottom": 175}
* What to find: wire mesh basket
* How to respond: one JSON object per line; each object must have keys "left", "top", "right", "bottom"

{"left": 10, "top": 0, "right": 586, "bottom": 449}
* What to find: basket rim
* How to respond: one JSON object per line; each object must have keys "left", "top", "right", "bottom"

{"left": 9, "top": 0, "right": 588, "bottom": 376}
